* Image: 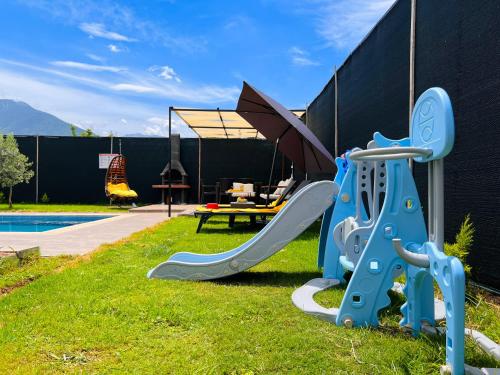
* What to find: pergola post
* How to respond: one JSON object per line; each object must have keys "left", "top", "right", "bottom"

{"left": 198, "top": 137, "right": 202, "bottom": 203}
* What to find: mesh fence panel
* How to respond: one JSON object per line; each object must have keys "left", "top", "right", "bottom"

{"left": 415, "top": 0, "right": 500, "bottom": 289}
{"left": 337, "top": 0, "right": 410, "bottom": 154}
{"left": 305, "top": 0, "right": 500, "bottom": 290}
{"left": 9, "top": 136, "right": 291, "bottom": 205}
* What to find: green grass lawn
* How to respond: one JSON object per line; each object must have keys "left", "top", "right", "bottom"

{"left": 0, "top": 254, "right": 73, "bottom": 293}
{"left": 0, "top": 217, "right": 498, "bottom": 374}
{"left": 0, "top": 203, "right": 130, "bottom": 213}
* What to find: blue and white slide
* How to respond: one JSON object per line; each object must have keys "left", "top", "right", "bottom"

{"left": 148, "top": 181, "right": 337, "bottom": 280}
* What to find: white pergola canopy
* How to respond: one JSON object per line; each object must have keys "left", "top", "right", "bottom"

{"left": 174, "top": 108, "right": 305, "bottom": 139}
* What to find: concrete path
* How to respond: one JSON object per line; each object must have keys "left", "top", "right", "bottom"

{"left": 0, "top": 207, "right": 195, "bottom": 257}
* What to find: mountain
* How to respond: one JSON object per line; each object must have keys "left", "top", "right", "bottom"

{"left": 0, "top": 99, "right": 84, "bottom": 136}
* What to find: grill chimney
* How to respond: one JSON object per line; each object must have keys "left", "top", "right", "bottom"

{"left": 161, "top": 134, "right": 188, "bottom": 180}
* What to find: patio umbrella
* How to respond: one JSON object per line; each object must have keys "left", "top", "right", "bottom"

{"left": 236, "top": 81, "right": 336, "bottom": 202}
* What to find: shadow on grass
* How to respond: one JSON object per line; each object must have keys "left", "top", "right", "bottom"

{"left": 211, "top": 270, "right": 326, "bottom": 287}
{"left": 199, "top": 221, "right": 322, "bottom": 239}
{"left": 199, "top": 225, "right": 265, "bottom": 235}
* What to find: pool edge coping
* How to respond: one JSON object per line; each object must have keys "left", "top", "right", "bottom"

{"left": 0, "top": 213, "right": 141, "bottom": 235}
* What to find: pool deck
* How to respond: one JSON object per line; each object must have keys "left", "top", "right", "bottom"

{"left": 0, "top": 205, "right": 197, "bottom": 256}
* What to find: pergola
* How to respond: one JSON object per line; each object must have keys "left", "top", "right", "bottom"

{"left": 165, "top": 107, "right": 305, "bottom": 216}
{"left": 174, "top": 107, "right": 304, "bottom": 139}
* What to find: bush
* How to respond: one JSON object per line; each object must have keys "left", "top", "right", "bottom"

{"left": 444, "top": 214, "right": 474, "bottom": 276}
{"left": 41, "top": 193, "right": 50, "bottom": 203}
{"left": 0, "top": 191, "right": 5, "bottom": 203}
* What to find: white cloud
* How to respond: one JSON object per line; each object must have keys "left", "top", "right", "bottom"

{"left": 149, "top": 65, "right": 181, "bottom": 82}
{"left": 289, "top": 46, "right": 319, "bottom": 67}
{"left": 144, "top": 117, "right": 192, "bottom": 137}
{"left": 86, "top": 53, "right": 105, "bottom": 63}
{"left": 289, "top": 46, "right": 305, "bottom": 55}
{"left": 111, "top": 83, "right": 159, "bottom": 94}
{"left": 51, "top": 60, "right": 125, "bottom": 73}
{"left": 17, "top": 1, "right": 205, "bottom": 54}
{"left": 159, "top": 67, "right": 181, "bottom": 82}
{"left": 143, "top": 125, "right": 164, "bottom": 136}
{"left": 79, "top": 22, "right": 137, "bottom": 42}
{"left": 0, "top": 67, "right": 165, "bottom": 136}
{"left": 108, "top": 44, "right": 127, "bottom": 53}
{"left": 0, "top": 66, "right": 197, "bottom": 137}
{"left": 147, "top": 117, "right": 165, "bottom": 126}
{"left": 111, "top": 79, "right": 239, "bottom": 103}
{"left": 311, "top": 0, "right": 396, "bottom": 48}
{"left": 1, "top": 58, "right": 113, "bottom": 89}
{"left": 292, "top": 56, "right": 319, "bottom": 66}
{"left": 144, "top": 117, "right": 166, "bottom": 136}
{"left": 1, "top": 58, "right": 239, "bottom": 105}
{"left": 223, "top": 15, "right": 255, "bottom": 32}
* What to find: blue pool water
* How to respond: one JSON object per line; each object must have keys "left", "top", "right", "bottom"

{"left": 0, "top": 215, "right": 113, "bottom": 232}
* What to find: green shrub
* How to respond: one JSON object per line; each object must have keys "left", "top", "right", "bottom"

{"left": 444, "top": 214, "right": 474, "bottom": 276}
{"left": 41, "top": 193, "right": 50, "bottom": 203}
{"left": 0, "top": 191, "right": 5, "bottom": 203}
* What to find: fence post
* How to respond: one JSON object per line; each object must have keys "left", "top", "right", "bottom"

{"left": 409, "top": 0, "right": 417, "bottom": 170}
{"left": 334, "top": 65, "right": 339, "bottom": 157}
{"left": 35, "top": 135, "right": 39, "bottom": 203}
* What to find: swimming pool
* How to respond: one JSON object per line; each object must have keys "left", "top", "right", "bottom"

{"left": 0, "top": 215, "right": 113, "bottom": 232}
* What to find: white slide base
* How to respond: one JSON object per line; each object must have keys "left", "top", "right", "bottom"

{"left": 295, "top": 279, "right": 499, "bottom": 373}
{"left": 293, "top": 280, "right": 447, "bottom": 324}
{"left": 291, "top": 278, "right": 341, "bottom": 322}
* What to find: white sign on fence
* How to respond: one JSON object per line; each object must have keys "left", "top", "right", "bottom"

{"left": 98, "top": 153, "right": 119, "bottom": 169}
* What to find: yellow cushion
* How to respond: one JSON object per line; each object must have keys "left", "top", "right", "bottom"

{"left": 120, "top": 189, "right": 138, "bottom": 198}
{"left": 107, "top": 183, "right": 138, "bottom": 198}
{"left": 196, "top": 201, "right": 287, "bottom": 214}
{"left": 113, "top": 189, "right": 138, "bottom": 198}
{"left": 269, "top": 199, "right": 279, "bottom": 207}
{"left": 107, "top": 183, "right": 127, "bottom": 192}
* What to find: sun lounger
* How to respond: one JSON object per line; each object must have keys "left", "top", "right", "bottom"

{"left": 194, "top": 180, "right": 309, "bottom": 233}
{"left": 259, "top": 177, "right": 294, "bottom": 201}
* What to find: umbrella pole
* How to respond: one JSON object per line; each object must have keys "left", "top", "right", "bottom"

{"left": 266, "top": 138, "right": 280, "bottom": 206}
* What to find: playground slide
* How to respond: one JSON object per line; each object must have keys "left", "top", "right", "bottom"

{"left": 148, "top": 181, "right": 337, "bottom": 281}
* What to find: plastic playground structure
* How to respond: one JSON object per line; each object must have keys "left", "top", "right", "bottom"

{"left": 149, "top": 88, "right": 499, "bottom": 374}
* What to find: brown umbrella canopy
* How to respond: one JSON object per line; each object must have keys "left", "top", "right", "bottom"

{"left": 236, "top": 81, "right": 336, "bottom": 173}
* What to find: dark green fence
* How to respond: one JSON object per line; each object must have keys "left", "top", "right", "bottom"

{"left": 11, "top": 136, "right": 290, "bottom": 205}
{"left": 305, "top": 0, "right": 500, "bottom": 290}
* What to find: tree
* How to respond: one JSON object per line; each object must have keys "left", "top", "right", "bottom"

{"left": 81, "top": 128, "right": 95, "bottom": 137}
{"left": 0, "top": 133, "right": 34, "bottom": 208}
{"left": 70, "top": 124, "right": 78, "bottom": 137}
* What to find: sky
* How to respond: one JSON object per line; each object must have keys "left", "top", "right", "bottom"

{"left": 0, "top": 0, "right": 395, "bottom": 137}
